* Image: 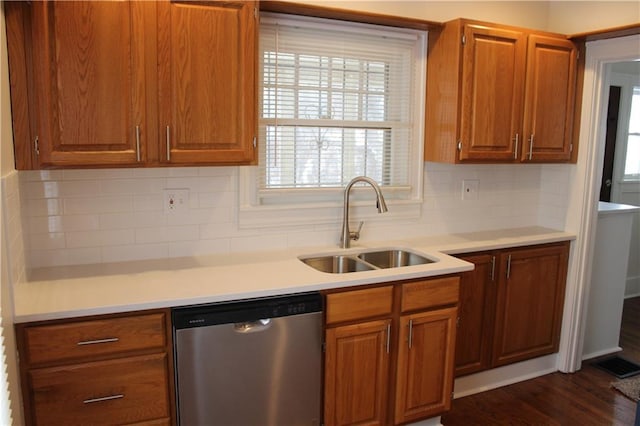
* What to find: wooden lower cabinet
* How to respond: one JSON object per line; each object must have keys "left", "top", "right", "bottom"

{"left": 324, "top": 320, "right": 391, "bottom": 426}
{"left": 324, "top": 277, "right": 460, "bottom": 426}
{"left": 454, "top": 242, "right": 570, "bottom": 376}
{"left": 394, "top": 307, "right": 457, "bottom": 424}
{"left": 17, "top": 309, "right": 175, "bottom": 426}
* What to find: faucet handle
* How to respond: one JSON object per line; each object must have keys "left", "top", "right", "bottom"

{"left": 351, "top": 221, "right": 365, "bottom": 241}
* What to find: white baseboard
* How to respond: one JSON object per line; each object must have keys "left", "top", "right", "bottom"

{"left": 407, "top": 416, "right": 442, "bottom": 426}
{"left": 582, "top": 346, "right": 623, "bottom": 361}
{"left": 453, "top": 354, "right": 558, "bottom": 399}
{"left": 625, "top": 275, "right": 640, "bottom": 298}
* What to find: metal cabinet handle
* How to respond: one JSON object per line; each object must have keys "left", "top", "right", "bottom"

{"left": 386, "top": 323, "right": 391, "bottom": 354}
{"left": 408, "top": 319, "right": 413, "bottom": 349}
{"left": 166, "top": 125, "right": 171, "bottom": 161}
{"left": 83, "top": 394, "right": 124, "bottom": 404}
{"left": 513, "top": 133, "right": 519, "bottom": 160}
{"left": 77, "top": 337, "right": 119, "bottom": 346}
{"left": 490, "top": 255, "right": 496, "bottom": 281}
{"left": 135, "top": 126, "right": 141, "bottom": 162}
{"left": 528, "top": 134, "right": 534, "bottom": 160}
{"left": 506, "top": 254, "right": 512, "bottom": 279}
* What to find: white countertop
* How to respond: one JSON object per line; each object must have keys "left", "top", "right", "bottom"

{"left": 598, "top": 201, "right": 640, "bottom": 216}
{"left": 14, "top": 226, "right": 575, "bottom": 323}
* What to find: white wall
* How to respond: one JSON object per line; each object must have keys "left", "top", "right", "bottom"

{"left": 547, "top": 1, "right": 640, "bottom": 35}
{"left": 1, "top": 2, "right": 24, "bottom": 424}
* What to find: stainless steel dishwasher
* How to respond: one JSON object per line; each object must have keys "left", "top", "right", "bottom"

{"left": 172, "top": 292, "right": 323, "bottom": 426}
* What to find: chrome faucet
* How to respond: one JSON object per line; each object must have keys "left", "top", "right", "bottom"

{"left": 340, "top": 176, "right": 388, "bottom": 249}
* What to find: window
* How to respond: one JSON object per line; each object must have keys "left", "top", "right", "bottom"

{"left": 623, "top": 85, "right": 640, "bottom": 179}
{"left": 240, "top": 13, "right": 426, "bottom": 223}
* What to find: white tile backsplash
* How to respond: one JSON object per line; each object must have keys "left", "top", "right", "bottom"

{"left": 4, "top": 163, "right": 572, "bottom": 268}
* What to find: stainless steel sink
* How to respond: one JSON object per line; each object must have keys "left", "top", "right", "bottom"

{"left": 300, "top": 255, "right": 374, "bottom": 274}
{"left": 299, "top": 248, "right": 436, "bottom": 273}
{"left": 358, "top": 249, "right": 434, "bottom": 269}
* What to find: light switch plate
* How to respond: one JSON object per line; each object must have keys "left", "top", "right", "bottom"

{"left": 461, "top": 180, "right": 479, "bottom": 201}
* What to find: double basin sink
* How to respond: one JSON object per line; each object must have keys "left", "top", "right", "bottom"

{"left": 300, "top": 248, "right": 435, "bottom": 274}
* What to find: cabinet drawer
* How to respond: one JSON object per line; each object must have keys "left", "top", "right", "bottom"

{"left": 29, "top": 353, "right": 170, "bottom": 426}
{"left": 24, "top": 313, "right": 167, "bottom": 365}
{"left": 401, "top": 277, "right": 460, "bottom": 312}
{"left": 326, "top": 286, "right": 393, "bottom": 325}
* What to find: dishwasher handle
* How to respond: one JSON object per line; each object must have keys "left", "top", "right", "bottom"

{"left": 234, "top": 318, "right": 272, "bottom": 333}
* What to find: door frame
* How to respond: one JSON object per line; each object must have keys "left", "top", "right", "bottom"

{"left": 557, "top": 34, "right": 640, "bottom": 373}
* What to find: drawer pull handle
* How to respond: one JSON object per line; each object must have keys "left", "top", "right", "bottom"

{"left": 83, "top": 394, "right": 124, "bottom": 404}
{"left": 77, "top": 337, "right": 119, "bottom": 346}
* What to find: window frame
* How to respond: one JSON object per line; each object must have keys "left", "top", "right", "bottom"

{"left": 239, "top": 13, "right": 427, "bottom": 228}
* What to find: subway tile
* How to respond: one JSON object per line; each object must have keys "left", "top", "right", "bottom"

{"left": 230, "top": 234, "right": 288, "bottom": 253}
{"left": 24, "top": 198, "right": 64, "bottom": 217}
{"left": 101, "top": 243, "right": 169, "bottom": 263}
{"left": 62, "top": 168, "right": 134, "bottom": 180}
{"left": 66, "top": 229, "right": 134, "bottom": 248}
{"left": 168, "top": 239, "right": 230, "bottom": 257}
{"left": 28, "top": 215, "right": 100, "bottom": 234}
{"left": 19, "top": 170, "right": 64, "bottom": 182}
{"left": 29, "top": 232, "right": 66, "bottom": 250}
{"left": 133, "top": 194, "right": 164, "bottom": 212}
{"left": 99, "top": 211, "right": 166, "bottom": 230}
{"left": 64, "top": 196, "right": 133, "bottom": 214}
{"left": 28, "top": 247, "right": 102, "bottom": 268}
{"left": 135, "top": 225, "right": 199, "bottom": 244}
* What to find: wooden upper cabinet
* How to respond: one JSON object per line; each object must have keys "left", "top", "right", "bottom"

{"left": 425, "top": 19, "right": 579, "bottom": 164}
{"left": 30, "top": 1, "right": 148, "bottom": 167}
{"left": 157, "top": 0, "right": 257, "bottom": 165}
{"left": 521, "top": 35, "right": 578, "bottom": 162}
{"left": 459, "top": 25, "right": 526, "bottom": 161}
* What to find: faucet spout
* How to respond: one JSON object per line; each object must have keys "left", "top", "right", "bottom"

{"left": 340, "top": 176, "right": 388, "bottom": 249}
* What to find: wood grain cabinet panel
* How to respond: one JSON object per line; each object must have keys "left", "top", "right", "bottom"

{"left": 30, "top": 354, "right": 170, "bottom": 426}
{"left": 453, "top": 242, "right": 570, "bottom": 376}
{"left": 521, "top": 35, "right": 578, "bottom": 162}
{"left": 24, "top": 313, "right": 167, "bottom": 366}
{"left": 157, "top": 0, "right": 257, "bottom": 165}
{"left": 394, "top": 307, "right": 457, "bottom": 424}
{"left": 29, "top": 1, "right": 148, "bottom": 167}
{"left": 5, "top": 0, "right": 257, "bottom": 168}
{"left": 454, "top": 253, "right": 496, "bottom": 377}
{"left": 17, "top": 309, "right": 174, "bottom": 426}
{"left": 324, "top": 320, "right": 391, "bottom": 426}
{"left": 492, "top": 243, "right": 569, "bottom": 366}
{"left": 324, "top": 277, "right": 460, "bottom": 425}
{"left": 425, "top": 19, "right": 579, "bottom": 164}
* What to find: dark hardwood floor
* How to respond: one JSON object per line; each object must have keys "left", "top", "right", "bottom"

{"left": 442, "top": 296, "right": 640, "bottom": 425}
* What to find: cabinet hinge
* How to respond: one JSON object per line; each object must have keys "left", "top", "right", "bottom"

{"left": 457, "top": 140, "right": 462, "bottom": 151}
{"left": 456, "top": 317, "right": 460, "bottom": 327}
{"left": 570, "top": 143, "right": 573, "bottom": 153}
{"left": 461, "top": 34, "right": 466, "bottom": 45}
{"left": 253, "top": 136, "right": 257, "bottom": 149}
{"left": 254, "top": 7, "right": 258, "bottom": 19}
{"left": 34, "top": 136, "right": 40, "bottom": 156}
{"left": 321, "top": 341, "right": 326, "bottom": 353}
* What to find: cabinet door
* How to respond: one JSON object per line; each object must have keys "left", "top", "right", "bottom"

{"left": 492, "top": 243, "right": 569, "bottom": 366}
{"left": 459, "top": 25, "right": 526, "bottom": 161}
{"left": 455, "top": 253, "right": 496, "bottom": 377}
{"left": 395, "top": 307, "right": 457, "bottom": 424}
{"left": 29, "top": 353, "right": 170, "bottom": 426}
{"left": 157, "top": 0, "right": 257, "bottom": 165}
{"left": 522, "top": 35, "right": 577, "bottom": 162}
{"left": 324, "top": 320, "right": 391, "bottom": 426}
{"left": 31, "top": 1, "right": 147, "bottom": 167}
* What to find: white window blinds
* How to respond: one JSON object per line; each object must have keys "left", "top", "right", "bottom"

{"left": 259, "top": 15, "right": 424, "bottom": 192}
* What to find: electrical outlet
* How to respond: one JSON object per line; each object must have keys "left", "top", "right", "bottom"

{"left": 164, "top": 188, "right": 189, "bottom": 213}
{"left": 461, "top": 179, "right": 479, "bottom": 201}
